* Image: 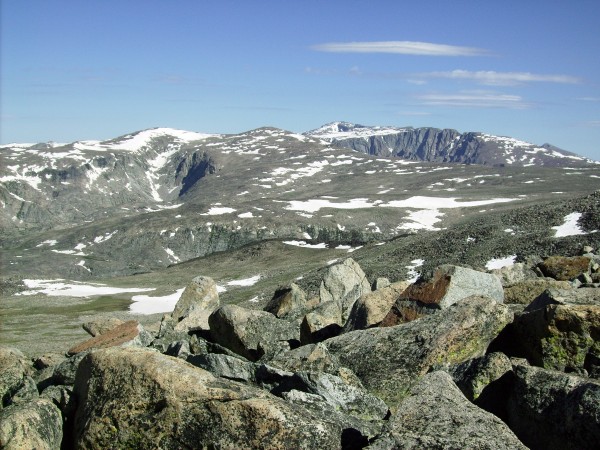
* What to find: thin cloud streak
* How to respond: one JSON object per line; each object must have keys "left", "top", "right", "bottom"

{"left": 421, "top": 70, "right": 580, "bottom": 86}
{"left": 416, "top": 91, "right": 531, "bottom": 109}
{"left": 311, "top": 41, "right": 490, "bottom": 56}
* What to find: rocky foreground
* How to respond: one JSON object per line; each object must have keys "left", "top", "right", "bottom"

{"left": 1, "top": 249, "right": 600, "bottom": 449}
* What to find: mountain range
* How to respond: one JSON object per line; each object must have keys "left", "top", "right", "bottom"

{"left": 1, "top": 123, "right": 599, "bottom": 283}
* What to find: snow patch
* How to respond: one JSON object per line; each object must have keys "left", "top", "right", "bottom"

{"left": 18, "top": 279, "right": 154, "bottom": 297}
{"left": 486, "top": 255, "right": 517, "bottom": 270}
{"left": 553, "top": 212, "right": 586, "bottom": 237}
{"left": 129, "top": 288, "right": 185, "bottom": 315}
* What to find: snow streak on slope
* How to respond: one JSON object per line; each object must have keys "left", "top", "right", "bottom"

{"left": 306, "top": 122, "right": 407, "bottom": 140}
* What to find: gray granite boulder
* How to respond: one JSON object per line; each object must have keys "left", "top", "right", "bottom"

{"left": 369, "top": 371, "right": 526, "bottom": 449}
{"left": 208, "top": 304, "right": 299, "bottom": 361}
{"left": 324, "top": 295, "right": 513, "bottom": 409}
{"left": 319, "top": 258, "right": 371, "bottom": 322}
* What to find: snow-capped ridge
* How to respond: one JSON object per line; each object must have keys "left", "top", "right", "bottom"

{"left": 306, "top": 121, "right": 409, "bottom": 140}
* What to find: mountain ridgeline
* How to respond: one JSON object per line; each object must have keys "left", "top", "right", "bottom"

{"left": 306, "top": 122, "right": 593, "bottom": 166}
{"left": 1, "top": 124, "right": 599, "bottom": 280}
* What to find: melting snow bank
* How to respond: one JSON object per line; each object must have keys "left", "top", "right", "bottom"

{"left": 406, "top": 259, "right": 425, "bottom": 283}
{"left": 217, "top": 275, "right": 262, "bottom": 293}
{"left": 553, "top": 212, "right": 586, "bottom": 237}
{"left": 17, "top": 279, "right": 154, "bottom": 297}
{"left": 129, "top": 288, "right": 185, "bottom": 315}
{"left": 486, "top": 255, "right": 517, "bottom": 270}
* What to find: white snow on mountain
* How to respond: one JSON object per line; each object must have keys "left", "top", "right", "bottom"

{"left": 306, "top": 122, "right": 407, "bottom": 140}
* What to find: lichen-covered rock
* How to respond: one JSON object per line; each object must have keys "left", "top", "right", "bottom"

{"left": 325, "top": 296, "right": 513, "bottom": 409}
{"left": 67, "top": 320, "right": 153, "bottom": 356}
{"left": 503, "top": 279, "right": 572, "bottom": 305}
{"left": 82, "top": 317, "right": 124, "bottom": 337}
{"left": 0, "top": 347, "right": 34, "bottom": 409}
{"left": 401, "top": 264, "right": 504, "bottom": 309}
{"left": 319, "top": 258, "right": 371, "bottom": 322}
{"left": 52, "top": 351, "right": 89, "bottom": 386}
{"left": 511, "top": 300, "right": 600, "bottom": 377}
{"left": 264, "top": 283, "right": 308, "bottom": 318}
{"left": 538, "top": 255, "right": 591, "bottom": 281}
{"left": 368, "top": 371, "right": 527, "bottom": 450}
{"left": 72, "top": 347, "right": 356, "bottom": 449}
{"left": 439, "top": 352, "right": 513, "bottom": 401}
{"left": 344, "top": 281, "right": 410, "bottom": 332}
{"left": 300, "top": 301, "right": 343, "bottom": 344}
{"left": 187, "top": 353, "right": 257, "bottom": 383}
{"left": 208, "top": 304, "right": 299, "bottom": 361}
{"left": 506, "top": 364, "right": 600, "bottom": 450}
{"left": 0, "top": 398, "right": 63, "bottom": 450}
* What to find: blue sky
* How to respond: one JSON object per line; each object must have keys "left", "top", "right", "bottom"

{"left": 2, "top": 0, "right": 600, "bottom": 159}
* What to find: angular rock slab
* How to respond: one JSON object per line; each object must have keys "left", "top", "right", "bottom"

{"left": 0, "top": 398, "right": 63, "bottom": 450}
{"left": 67, "top": 320, "right": 153, "bottom": 356}
{"left": 506, "top": 364, "right": 600, "bottom": 450}
{"left": 319, "top": 258, "right": 371, "bottom": 322}
{"left": 264, "top": 283, "right": 308, "bottom": 318}
{"left": 344, "top": 281, "right": 410, "bottom": 332}
{"left": 172, "top": 275, "right": 219, "bottom": 321}
{"left": 72, "top": 347, "right": 351, "bottom": 449}
{"left": 324, "top": 296, "right": 513, "bottom": 409}
{"left": 401, "top": 264, "right": 504, "bottom": 309}
{"left": 208, "top": 304, "right": 298, "bottom": 361}
{"left": 369, "top": 371, "right": 526, "bottom": 450}
{"left": 503, "top": 279, "right": 572, "bottom": 305}
{"left": 538, "top": 255, "right": 591, "bottom": 281}
{"left": 300, "top": 301, "right": 343, "bottom": 344}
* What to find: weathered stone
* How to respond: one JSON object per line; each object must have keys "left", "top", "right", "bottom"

{"left": 72, "top": 347, "right": 353, "bottom": 449}
{"left": 52, "top": 352, "right": 88, "bottom": 386}
{"left": 491, "top": 262, "right": 539, "bottom": 286}
{"left": 319, "top": 258, "right": 371, "bottom": 322}
{"left": 269, "top": 343, "right": 343, "bottom": 374}
{"left": 187, "top": 353, "right": 257, "bottom": 383}
{"left": 172, "top": 276, "right": 219, "bottom": 322}
{"left": 0, "top": 398, "right": 63, "bottom": 450}
{"left": 264, "top": 283, "right": 308, "bottom": 318}
{"left": 165, "top": 340, "right": 191, "bottom": 359}
{"left": 0, "top": 347, "right": 33, "bottom": 409}
{"left": 511, "top": 300, "right": 600, "bottom": 377}
{"left": 282, "top": 371, "right": 389, "bottom": 423}
{"left": 173, "top": 309, "right": 213, "bottom": 333}
{"left": 67, "top": 320, "right": 153, "bottom": 356}
{"left": 33, "top": 353, "right": 65, "bottom": 371}
{"left": 324, "top": 296, "right": 513, "bottom": 409}
{"left": 379, "top": 298, "right": 437, "bottom": 327}
{"left": 503, "top": 279, "right": 572, "bottom": 305}
{"left": 208, "top": 304, "right": 298, "bottom": 361}
{"left": 526, "top": 286, "right": 600, "bottom": 310}
{"left": 439, "top": 352, "right": 513, "bottom": 401}
{"left": 344, "top": 281, "right": 410, "bottom": 332}
{"left": 538, "top": 255, "right": 591, "bottom": 281}
{"left": 400, "top": 264, "right": 504, "bottom": 309}
{"left": 9, "top": 376, "right": 38, "bottom": 405}
{"left": 82, "top": 317, "right": 124, "bottom": 337}
{"left": 506, "top": 364, "right": 600, "bottom": 450}
{"left": 369, "top": 371, "right": 526, "bottom": 450}
{"left": 372, "top": 277, "right": 390, "bottom": 290}
{"left": 300, "top": 301, "right": 343, "bottom": 344}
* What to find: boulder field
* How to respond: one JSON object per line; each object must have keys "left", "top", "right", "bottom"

{"left": 1, "top": 249, "right": 600, "bottom": 449}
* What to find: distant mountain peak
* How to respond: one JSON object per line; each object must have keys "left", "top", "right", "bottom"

{"left": 306, "top": 122, "right": 596, "bottom": 167}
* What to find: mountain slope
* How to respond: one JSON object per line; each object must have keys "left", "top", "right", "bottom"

{"left": 305, "top": 122, "right": 598, "bottom": 167}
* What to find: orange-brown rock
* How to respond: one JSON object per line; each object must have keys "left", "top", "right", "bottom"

{"left": 67, "top": 320, "right": 152, "bottom": 356}
{"left": 538, "top": 255, "right": 591, "bottom": 281}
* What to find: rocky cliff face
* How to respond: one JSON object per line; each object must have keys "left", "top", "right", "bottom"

{"left": 305, "top": 122, "right": 597, "bottom": 167}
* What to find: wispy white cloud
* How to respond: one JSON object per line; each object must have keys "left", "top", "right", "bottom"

{"left": 421, "top": 70, "right": 580, "bottom": 86}
{"left": 584, "top": 120, "right": 600, "bottom": 127}
{"left": 577, "top": 97, "right": 600, "bottom": 102}
{"left": 311, "top": 41, "right": 490, "bottom": 56}
{"left": 415, "top": 90, "right": 531, "bottom": 109}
